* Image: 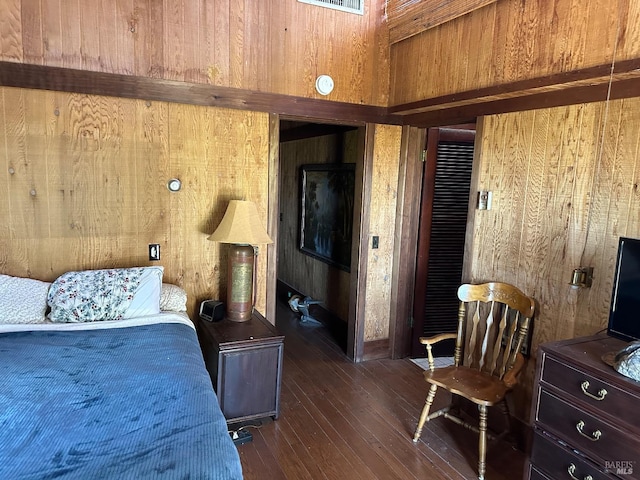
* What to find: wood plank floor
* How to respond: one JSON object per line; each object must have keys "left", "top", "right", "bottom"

{"left": 235, "top": 302, "right": 527, "bottom": 479}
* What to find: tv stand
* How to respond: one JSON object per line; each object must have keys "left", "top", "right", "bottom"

{"left": 527, "top": 334, "right": 640, "bottom": 479}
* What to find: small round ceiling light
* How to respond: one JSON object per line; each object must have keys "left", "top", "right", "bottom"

{"left": 315, "top": 75, "right": 334, "bottom": 96}
{"left": 167, "top": 178, "right": 182, "bottom": 192}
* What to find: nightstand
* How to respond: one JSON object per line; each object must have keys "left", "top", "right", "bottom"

{"left": 198, "top": 311, "right": 284, "bottom": 424}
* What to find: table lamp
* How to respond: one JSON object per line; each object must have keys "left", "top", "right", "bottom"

{"left": 208, "top": 200, "right": 273, "bottom": 322}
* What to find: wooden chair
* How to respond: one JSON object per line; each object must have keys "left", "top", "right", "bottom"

{"left": 412, "top": 282, "right": 535, "bottom": 480}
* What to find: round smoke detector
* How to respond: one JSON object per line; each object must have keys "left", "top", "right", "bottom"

{"left": 315, "top": 75, "right": 334, "bottom": 95}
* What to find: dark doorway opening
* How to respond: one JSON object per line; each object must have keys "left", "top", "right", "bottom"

{"left": 412, "top": 126, "right": 476, "bottom": 358}
{"left": 276, "top": 120, "right": 361, "bottom": 354}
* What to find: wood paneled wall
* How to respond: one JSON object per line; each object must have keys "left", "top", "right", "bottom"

{"left": 469, "top": 96, "right": 640, "bottom": 418}
{"left": 0, "top": 86, "right": 270, "bottom": 320}
{"left": 278, "top": 131, "right": 357, "bottom": 321}
{"left": 390, "top": 0, "right": 640, "bottom": 105}
{"left": 363, "top": 124, "right": 402, "bottom": 342}
{"left": 0, "top": 0, "right": 389, "bottom": 106}
{"left": 386, "top": 0, "right": 498, "bottom": 44}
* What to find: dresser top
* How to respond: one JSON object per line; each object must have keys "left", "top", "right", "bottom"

{"left": 541, "top": 334, "right": 640, "bottom": 392}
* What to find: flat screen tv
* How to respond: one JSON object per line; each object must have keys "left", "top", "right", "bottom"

{"left": 607, "top": 237, "right": 640, "bottom": 342}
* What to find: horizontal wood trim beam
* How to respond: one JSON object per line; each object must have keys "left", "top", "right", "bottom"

{"left": 280, "top": 123, "right": 358, "bottom": 143}
{"left": 390, "top": 58, "right": 640, "bottom": 115}
{"left": 0, "top": 61, "right": 403, "bottom": 126}
{"left": 4, "top": 59, "right": 640, "bottom": 129}
{"left": 403, "top": 75, "right": 640, "bottom": 127}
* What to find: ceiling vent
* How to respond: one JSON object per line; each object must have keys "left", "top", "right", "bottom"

{"left": 298, "top": 0, "right": 364, "bottom": 15}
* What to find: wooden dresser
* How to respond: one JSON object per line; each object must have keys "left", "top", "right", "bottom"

{"left": 527, "top": 335, "right": 640, "bottom": 480}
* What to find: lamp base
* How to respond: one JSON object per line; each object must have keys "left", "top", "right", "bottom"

{"left": 226, "top": 244, "right": 255, "bottom": 322}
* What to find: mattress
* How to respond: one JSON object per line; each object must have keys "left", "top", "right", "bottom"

{"left": 0, "top": 313, "right": 243, "bottom": 480}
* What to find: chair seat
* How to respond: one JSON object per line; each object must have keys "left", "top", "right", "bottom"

{"left": 424, "top": 365, "right": 508, "bottom": 406}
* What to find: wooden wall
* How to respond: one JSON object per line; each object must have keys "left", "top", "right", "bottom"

{"left": 390, "top": 0, "right": 640, "bottom": 105}
{"left": 469, "top": 95, "right": 640, "bottom": 418}
{"left": 363, "top": 124, "right": 402, "bottom": 342}
{"left": 278, "top": 131, "right": 357, "bottom": 321}
{"left": 0, "top": 0, "right": 389, "bottom": 106}
{"left": 0, "top": 86, "right": 271, "bottom": 320}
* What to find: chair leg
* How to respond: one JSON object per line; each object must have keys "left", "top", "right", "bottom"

{"left": 451, "top": 393, "right": 461, "bottom": 416}
{"left": 478, "top": 404, "right": 488, "bottom": 480}
{"left": 498, "top": 398, "right": 514, "bottom": 443}
{"left": 413, "top": 384, "right": 438, "bottom": 443}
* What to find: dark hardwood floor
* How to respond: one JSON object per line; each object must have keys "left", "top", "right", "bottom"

{"left": 235, "top": 301, "right": 527, "bottom": 479}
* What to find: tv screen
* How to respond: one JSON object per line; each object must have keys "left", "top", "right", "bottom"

{"left": 608, "top": 237, "right": 640, "bottom": 342}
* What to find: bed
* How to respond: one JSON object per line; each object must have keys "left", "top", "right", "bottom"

{"left": 0, "top": 268, "right": 243, "bottom": 480}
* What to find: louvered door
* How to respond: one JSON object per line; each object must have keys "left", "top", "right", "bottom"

{"left": 411, "top": 127, "right": 475, "bottom": 358}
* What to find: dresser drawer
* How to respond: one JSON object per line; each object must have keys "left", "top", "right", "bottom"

{"left": 530, "top": 430, "right": 617, "bottom": 480}
{"left": 541, "top": 354, "right": 640, "bottom": 432}
{"left": 527, "top": 465, "right": 552, "bottom": 480}
{"left": 536, "top": 389, "right": 640, "bottom": 478}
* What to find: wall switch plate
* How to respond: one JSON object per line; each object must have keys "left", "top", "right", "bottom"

{"left": 149, "top": 244, "right": 160, "bottom": 261}
{"left": 372, "top": 236, "right": 379, "bottom": 249}
{"left": 477, "top": 191, "right": 492, "bottom": 210}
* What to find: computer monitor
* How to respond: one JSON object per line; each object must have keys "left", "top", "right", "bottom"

{"left": 607, "top": 237, "right": 640, "bottom": 342}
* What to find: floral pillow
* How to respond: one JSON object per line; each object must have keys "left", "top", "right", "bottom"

{"left": 0, "top": 274, "right": 51, "bottom": 324}
{"left": 48, "top": 267, "right": 163, "bottom": 323}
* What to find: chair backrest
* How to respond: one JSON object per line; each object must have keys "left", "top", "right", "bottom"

{"left": 453, "top": 282, "right": 535, "bottom": 381}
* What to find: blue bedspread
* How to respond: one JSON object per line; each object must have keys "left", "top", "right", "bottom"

{"left": 0, "top": 321, "right": 243, "bottom": 480}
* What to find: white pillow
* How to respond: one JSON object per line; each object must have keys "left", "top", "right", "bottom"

{"left": 160, "top": 283, "right": 188, "bottom": 312}
{"left": 48, "top": 266, "right": 163, "bottom": 322}
{"left": 0, "top": 274, "right": 51, "bottom": 324}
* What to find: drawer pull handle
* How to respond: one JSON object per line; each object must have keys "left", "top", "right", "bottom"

{"left": 576, "top": 420, "right": 601, "bottom": 441}
{"left": 568, "top": 463, "right": 593, "bottom": 480}
{"left": 580, "top": 381, "right": 607, "bottom": 401}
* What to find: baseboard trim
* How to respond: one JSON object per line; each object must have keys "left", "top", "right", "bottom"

{"left": 362, "top": 339, "right": 390, "bottom": 361}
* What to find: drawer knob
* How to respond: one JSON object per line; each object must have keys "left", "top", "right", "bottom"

{"left": 576, "top": 420, "right": 602, "bottom": 442}
{"left": 580, "top": 380, "right": 607, "bottom": 401}
{"left": 568, "top": 463, "right": 594, "bottom": 480}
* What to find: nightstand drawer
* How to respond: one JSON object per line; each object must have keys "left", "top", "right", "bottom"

{"left": 541, "top": 354, "right": 640, "bottom": 431}
{"left": 536, "top": 389, "right": 640, "bottom": 478}
{"left": 531, "top": 430, "right": 617, "bottom": 480}
{"left": 218, "top": 343, "right": 283, "bottom": 421}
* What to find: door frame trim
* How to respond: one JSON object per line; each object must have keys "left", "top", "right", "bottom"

{"left": 347, "top": 126, "right": 374, "bottom": 362}
{"left": 265, "top": 114, "right": 280, "bottom": 324}
{"left": 389, "top": 126, "right": 426, "bottom": 359}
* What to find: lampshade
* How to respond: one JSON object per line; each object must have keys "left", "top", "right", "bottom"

{"left": 208, "top": 200, "right": 273, "bottom": 245}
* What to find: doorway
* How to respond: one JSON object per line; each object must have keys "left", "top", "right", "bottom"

{"left": 411, "top": 126, "right": 476, "bottom": 358}
{"left": 275, "top": 120, "right": 363, "bottom": 356}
